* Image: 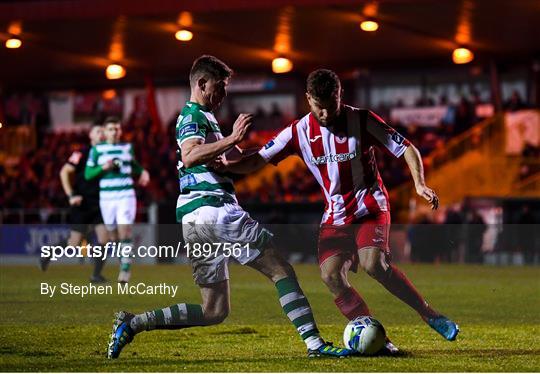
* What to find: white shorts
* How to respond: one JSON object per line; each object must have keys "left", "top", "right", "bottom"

{"left": 182, "top": 203, "right": 273, "bottom": 284}
{"left": 100, "top": 196, "right": 137, "bottom": 229}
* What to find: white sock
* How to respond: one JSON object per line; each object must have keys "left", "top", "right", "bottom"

{"left": 305, "top": 335, "right": 325, "bottom": 350}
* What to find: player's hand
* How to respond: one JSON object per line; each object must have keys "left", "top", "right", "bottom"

{"left": 230, "top": 113, "right": 253, "bottom": 144}
{"left": 69, "top": 195, "right": 83, "bottom": 206}
{"left": 102, "top": 160, "right": 115, "bottom": 171}
{"left": 416, "top": 184, "right": 439, "bottom": 210}
{"left": 138, "top": 170, "right": 150, "bottom": 187}
{"left": 207, "top": 156, "right": 227, "bottom": 173}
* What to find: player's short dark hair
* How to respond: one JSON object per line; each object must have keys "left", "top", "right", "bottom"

{"left": 306, "top": 69, "right": 341, "bottom": 101}
{"left": 189, "top": 55, "right": 233, "bottom": 87}
{"left": 103, "top": 116, "right": 121, "bottom": 126}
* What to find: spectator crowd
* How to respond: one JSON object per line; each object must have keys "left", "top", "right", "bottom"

{"left": 1, "top": 89, "right": 537, "bottom": 223}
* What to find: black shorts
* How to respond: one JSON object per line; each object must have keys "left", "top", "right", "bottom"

{"left": 69, "top": 203, "right": 103, "bottom": 233}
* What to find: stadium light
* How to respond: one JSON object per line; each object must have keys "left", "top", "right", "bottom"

{"left": 272, "top": 57, "right": 293, "bottom": 74}
{"left": 106, "top": 64, "right": 126, "bottom": 80}
{"left": 175, "top": 29, "right": 193, "bottom": 42}
{"left": 452, "top": 47, "right": 474, "bottom": 64}
{"left": 5, "top": 36, "right": 22, "bottom": 49}
{"left": 360, "top": 20, "right": 379, "bottom": 32}
{"left": 0, "top": 122, "right": 3, "bottom": 129}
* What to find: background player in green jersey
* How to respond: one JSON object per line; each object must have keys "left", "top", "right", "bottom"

{"left": 85, "top": 117, "right": 150, "bottom": 283}
{"left": 40, "top": 124, "right": 109, "bottom": 283}
{"left": 107, "top": 55, "right": 353, "bottom": 359}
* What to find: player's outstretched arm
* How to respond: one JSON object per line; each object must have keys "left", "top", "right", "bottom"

{"left": 403, "top": 144, "right": 439, "bottom": 210}
{"left": 223, "top": 152, "right": 268, "bottom": 174}
{"left": 181, "top": 113, "right": 252, "bottom": 168}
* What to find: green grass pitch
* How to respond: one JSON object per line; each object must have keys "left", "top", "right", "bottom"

{"left": 1, "top": 263, "right": 539, "bottom": 371}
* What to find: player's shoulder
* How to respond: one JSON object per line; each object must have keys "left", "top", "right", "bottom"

{"left": 179, "top": 103, "right": 212, "bottom": 126}
{"left": 343, "top": 104, "right": 370, "bottom": 116}
{"left": 179, "top": 110, "right": 206, "bottom": 125}
{"left": 293, "top": 113, "right": 310, "bottom": 130}
{"left": 68, "top": 150, "right": 84, "bottom": 165}
{"left": 93, "top": 142, "right": 108, "bottom": 151}
{"left": 344, "top": 105, "right": 385, "bottom": 125}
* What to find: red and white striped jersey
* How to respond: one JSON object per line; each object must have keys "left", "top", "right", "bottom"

{"left": 258, "top": 105, "right": 410, "bottom": 225}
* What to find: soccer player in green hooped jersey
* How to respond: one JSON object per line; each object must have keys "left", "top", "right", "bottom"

{"left": 85, "top": 117, "right": 150, "bottom": 283}
{"left": 107, "top": 55, "right": 354, "bottom": 359}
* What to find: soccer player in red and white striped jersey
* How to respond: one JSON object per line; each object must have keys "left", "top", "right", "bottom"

{"left": 224, "top": 69, "right": 459, "bottom": 349}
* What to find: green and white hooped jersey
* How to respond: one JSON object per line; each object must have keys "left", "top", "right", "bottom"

{"left": 176, "top": 101, "right": 236, "bottom": 222}
{"left": 86, "top": 142, "right": 141, "bottom": 200}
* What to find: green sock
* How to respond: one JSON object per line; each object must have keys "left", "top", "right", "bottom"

{"left": 119, "top": 240, "right": 132, "bottom": 272}
{"left": 130, "top": 303, "right": 205, "bottom": 333}
{"left": 275, "top": 276, "right": 324, "bottom": 350}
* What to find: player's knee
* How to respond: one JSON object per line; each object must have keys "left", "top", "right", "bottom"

{"left": 203, "top": 304, "right": 229, "bottom": 325}
{"left": 207, "top": 310, "right": 228, "bottom": 325}
{"left": 256, "top": 247, "right": 296, "bottom": 282}
{"left": 361, "top": 252, "right": 389, "bottom": 280}
{"left": 268, "top": 257, "right": 296, "bottom": 282}
{"left": 321, "top": 270, "right": 346, "bottom": 291}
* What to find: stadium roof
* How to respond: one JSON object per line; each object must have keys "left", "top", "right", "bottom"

{"left": 1, "top": 0, "right": 539, "bottom": 88}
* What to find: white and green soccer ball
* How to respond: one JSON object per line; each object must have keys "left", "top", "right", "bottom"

{"left": 343, "top": 316, "right": 386, "bottom": 355}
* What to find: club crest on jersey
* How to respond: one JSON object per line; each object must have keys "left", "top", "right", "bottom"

{"left": 335, "top": 133, "right": 347, "bottom": 144}
{"left": 180, "top": 114, "right": 192, "bottom": 124}
{"left": 179, "top": 123, "right": 198, "bottom": 137}
{"left": 391, "top": 132, "right": 404, "bottom": 145}
{"left": 310, "top": 151, "right": 356, "bottom": 165}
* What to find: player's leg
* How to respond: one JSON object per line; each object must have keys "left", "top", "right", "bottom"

{"left": 248, "top": 247, "right": 322, "bottom": 346}
{"left": 115, "top": 196, "right": 136, "bottom": 283}
{"left": 318, "top": 225, "right": 371, "bottom": 319}
{"left": 99, "top": 198, "right": 118, "bottom": 241}
{"left": 91, "top": 223, "right": 108, "bottom": 282}
{"left": 108, "top": 280, "right": 230, "bottom": 359}
{"left": 319, "top": 223, "right": 398, "bottom": 354}
{"left": 39, "top": 230, "right": 84, "bottom": 271}
{"left": 99, "top": 198, "right": 123, "bottom": 281}
{"left": 78, "top": 201, "right": 109, "bottom": 282}
{"left": 358, "top": 246, "right": 458, "bottom": 340}
{"left": 66, "top": 229, "right": 84, "bottom": 247}
{"left": 247, "top": 245, "right": 353, "bottom": 357}
{"left": 355, "top": 211, "right": 439, "bottom": 320}
{"left": 106, "top": 228, "right": 118, "bottom": 242}
{"left": 40, "top": 207, "right": 86, "bottom": 271}
{"left": 130, "top": 280, "right": 229, "bottom": 331}
{"left": 319, "top": 254, "right": 371, "bottom": 319}
{"left": 115, "top": 223, "right": 132, "bottom": 283}
{"left": 356, "top": 212, "right": 459, "bottom": 340}
{"left": 219, "top": 201, "right": 352, "bottom": 357}
{"left": 358, "top": 246, "right": 438, "bottom": 318}
{"left": 108, "top": 201, "right": 234, "bottom": 360}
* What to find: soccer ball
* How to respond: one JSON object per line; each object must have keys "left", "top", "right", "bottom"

{"left": 343, "top": 316, "right": 386, "bottom": 355}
